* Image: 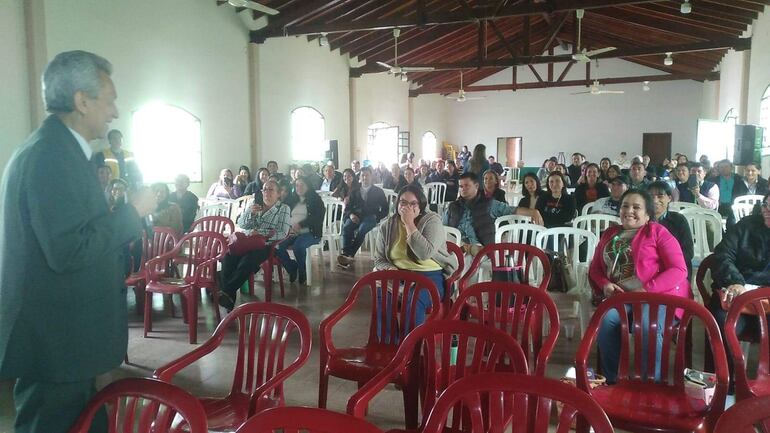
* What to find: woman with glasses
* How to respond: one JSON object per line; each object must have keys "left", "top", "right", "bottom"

{"left": 373, "top": 184, "right": 459, "bottom": 327}
{"left": 276, "top": 177, "right": 325, "bottom": 286}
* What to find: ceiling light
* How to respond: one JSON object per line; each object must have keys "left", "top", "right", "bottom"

{"left": 643, "top": 81, "right": 650, "bottom": 91}
{"left": 680, "top": 0, "right": 692, "bottom": 14}
{"left": 664, "top": 52, "right": 673, "bottom": 66}
{"left": 401, "top": 73, "right": 408, "bottom": 82}
{"left": 318, "top": 33, "right": 328, "bottom": 47}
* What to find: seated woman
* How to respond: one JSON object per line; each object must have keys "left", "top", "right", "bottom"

{"left": 709, "top": 191, "right": 770, "bottom": 385}
{"left": 333, "top": 168, "right": 358, "bottom": 205}
{"left": 599, "top": 158, "right": 612, "bottom": 182}
{"left": 373, "top": 184, "right": 459, "bottom": 328}
{"left": 444, "top": 161, "right": 460, "bottom": 201}
{"left": 150, "top": 182, "right": 184, "bottom": 234}
{"left": 482, "top": 169, "right": 507, "bottom": 203}
{"left": 207, "top": 168, "right": 240, "bottom": 199}
{"left": 536, "top": 172, "right": 576, "bottom": 228}
{"left": 517, "top": 173, "right": 543, "bottom": 211}
{"left": 218, "top": 179, "right": 291, "bottom": 311}
{"left": 168, "top": 174, "right": 199, "bottom": 233}
{"left": 107, "top": 178, "right": 129, "bottom": 212}
{"left": 235, "top": 165, "right": 251, "bottom": 195}
{"left": 574, "top": 163, "right": 609, "bottom": 214}
{"left": 589, "top": 189, "right": 691, "bottom": 384}
{"left": 603, "top": 164, "right": 622, "bottom": 187}
{"left": 401, "top": 167, "right": 421, "bottom": 192}
{"left": 276, "top": 177, "right": 325, "bottom": 285}
{"left": 554, "top": 164, "right": 572, "bottom": 186}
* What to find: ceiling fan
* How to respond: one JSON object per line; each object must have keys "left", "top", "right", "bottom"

{"left": 571, "top": 9, "right": 615, "bottom": 63}
{"left": 377, "top": 28, "right": 434, "bottom": 80}
{"left": 445, "top": 71, "right": 485, "bottom": 102}
{"left": 225, "top": 0, "right": 279, "bottom": 16}
{"left": 571, "top": 79, "right": 624, "bottom": 95}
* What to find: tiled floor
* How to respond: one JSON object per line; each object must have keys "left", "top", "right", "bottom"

{"left": 0, "top": 251, "right": 718, "bottom": 432}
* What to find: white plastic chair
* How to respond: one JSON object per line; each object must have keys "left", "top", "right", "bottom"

{"left": 495, "top": 223, "right": 546, "bottom": 245}
{"left": 307, "top": 198, "right": 345, "bottom": 285}
{"left": 572, "top": 214, "right": 621, "bottom": 241}
{"left": 493, "top": 214, "right": 532, "bottom": 232}
{"left": 668, "top": 201, "right": 700, "bottom": 213}
{"left": 383, "top": 189, "right": 398, "bottom": 215}
{"left": 679, "top": 207, "right": 723, "bottom": 263}
{"left": 198, "top": 202, "right": 232, "bottom": 219}
{"left": 535, "top": 227, "right": 598, "bottom": 294}
{"left": 443, "top": 226, "right": 461, "bottom": 245}
{"left": 732, "top": 203, "right": 755, "bottom": 221}
{"left": 581, "top": 202, "right": 596, "bottom": 216}
{"left": 229, "top": 195, "right": 252, "bottom": 223}
{"left": 734, "top": 195, "right": 764, "bottom": 206}
{"left": 425, "top": 182, "right": 447, "bottom": 215}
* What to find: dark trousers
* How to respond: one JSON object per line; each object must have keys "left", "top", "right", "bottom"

{"left": 14, "top": 376, "right": 106, "bottom": 433}
{"left": 221, "top": 247, "right": 271, "bottom": 300}
{"left": 718, "top": 203, "right": 736, "bottom": 229}
{"left": 276, "top": 233, "right": 321, "bottom": 280}
{"left": 341, "top": 215, "right": 377, "bottom": 257}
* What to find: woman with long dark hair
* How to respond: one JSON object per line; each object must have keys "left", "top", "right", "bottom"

{"left": 518, "top": 173, "right": 542, "bottom": 210}
{"left": 599, "top": 158, "right": 612, "bottom": 181}
{"left": 575, "top": 163, "right": 610, "bottom": 213}
{"left": 536, "top": 172, "right": 576, "bottom": 228}
{"left": 482, "top": 169, "right": 507, "bottom": 202}
{"left": 277, "top": 177, "right": 325, "bottom": 285}
{"left": 235, "top": 165, "right": 252, "bottom": 195}
{"left": 333, "top": 168, "right": 359, "bottom": 205}
{"left": 373, "top": 184, "right": 459, "bottom": 327}
{"left": 468, "top": 144, "right": 490, "bottom": 176}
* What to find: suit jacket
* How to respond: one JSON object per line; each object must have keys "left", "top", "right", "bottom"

{"left": 0, "top": 115, "right": 142, "bottom": 381}
{"left": 344, "top": 185, "right": 388, "bottom": 222}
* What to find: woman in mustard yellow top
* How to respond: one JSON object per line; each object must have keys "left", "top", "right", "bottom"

{"left": 373, "top": 184, "right": 459, "bottom": 327}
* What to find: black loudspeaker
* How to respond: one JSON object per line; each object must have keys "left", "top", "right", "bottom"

{"left": 326, "top": 140, "right": 339, "bottom": 168}
{"left": 734, "top": 125, "right": 764, "bottom": 166}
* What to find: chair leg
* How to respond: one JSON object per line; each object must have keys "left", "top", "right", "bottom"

{"left": 263, "top": 263, "right": 273, "bottom": 302}
{"left": 277, "top": 263, "right": 285, "bottom": 297}
{"left": 186, "top": 290, "right": 198, "bottom": 344}
{"left": 133, "top": 282, "right": 145, "bottom": 315}
{"left": 403, "top": 383, "right": 419, "bottom": 429}
{"left": 180, "top": 295, "right": 189, "bottom": 324}
{"left": 248, "top": 272, "right": 255, "bottom": 296}
{"left": 143, "top": 292, "right": 152, "bottom": 337}
{"left": 306, "top": 248, "right": 314, "bottom": 286}
{"left": 210, "top": 286, "right": 222, "bottom": 323}
{"left": 167, "top": 294, "right": 176, "bottom": 317}
{"left": 318, "top": 369, "right": 329, "bottom": 408}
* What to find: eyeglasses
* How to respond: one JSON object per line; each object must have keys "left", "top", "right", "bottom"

{"left": 262, "top": 187, "right": 276, "bottom": 192}
{"left": 398, "top": 200, "right": 420, "bottom": 208}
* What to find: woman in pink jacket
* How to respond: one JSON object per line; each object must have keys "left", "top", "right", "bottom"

{"left": 589, "top": 189, "right": 691, "bottom": 383}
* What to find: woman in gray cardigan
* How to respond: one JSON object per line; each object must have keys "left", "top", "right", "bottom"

{"left": 373, "top": 184, "right": 459, "bottom": 327}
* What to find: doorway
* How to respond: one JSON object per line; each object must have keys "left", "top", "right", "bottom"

{"left": 496, "top": 137, "right": 523, "bottom": 167}
{"left": 642, "top": 133, "right": 672, "bottom": 165}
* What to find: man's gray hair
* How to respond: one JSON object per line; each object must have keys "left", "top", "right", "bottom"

{"left": 42, "top": 50, "right": 112, "bottom": 113}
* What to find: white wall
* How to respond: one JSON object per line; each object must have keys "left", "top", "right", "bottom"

{"left": 256, "top": 37, "right": 351, "bottom": 170}
{"left": 350, "top": 73, "right": 411, "bottom": 162}
{"left": 747, "top": 9, "right": 770, "bottom": 127}
{"left": 0, "top": 0, "right": 32, "bottom": 179}
{"left": 444, "top": 57, "right": 703, "bottom": 165}
{"left": 717, "top": 50, "right": 749, "bottom": 122}
{"left": 39, "top": 0, "right": 251, "bottom": 195}
{"left": 411, "top": 94, "right": 448, "bottom": 161}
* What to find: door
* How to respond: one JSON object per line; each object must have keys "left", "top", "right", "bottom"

{"left": 642, "top": 133, "right": 672, "bottom": 165}
{"left": 496, "top": 137, "right": 523, "bottom": 167}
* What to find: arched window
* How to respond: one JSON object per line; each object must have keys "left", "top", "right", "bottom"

{"left": 291, "top": 107, "right": 325, "bottom": 161}
{"left": 761, "top": 85, "right": 770, "bottom": 150}
{"left": 367, "top": 122, "right": 399, "bottom": 166}
{"left": 132, "top": 104, "right": 201, "bottom": 183}
{"left": 421, "top": 131, "right": 437, "bottom": 161}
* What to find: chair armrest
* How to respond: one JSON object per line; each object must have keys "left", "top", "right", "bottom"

{"left": 153, "top": 330, "right": 227, "bottom": 381}
{"left": 346, "top": 353, "right": 411, "bottom": 418}
{"left": 318, "top": 292, "right": 361, "bottom": 356}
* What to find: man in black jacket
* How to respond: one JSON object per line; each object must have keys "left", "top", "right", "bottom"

{"left": 337, "top": 166, "right": 389, "bottom": 268}
{"left": 709, "top": 159, "right": 745, "bottom": 228}
{"left": 319, "top": 163, "right": 342, "bottom": 192}
{"left": 567, "top": 152, "right": 585, "bottom": 185}
{"left": 648, "top": 181, "right": 694, "bottom": 279}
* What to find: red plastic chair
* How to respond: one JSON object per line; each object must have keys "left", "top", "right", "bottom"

{"left": 713, "top": 394, "right": 770, "bottom": 433}
{"left": 318, "top": 271, "right": 442, "bottom": 412}
{"left": 190, "top": 215, "right": 235, "bottom": 236}
{"left": 235, "top": 407, "right": 384, "bottom": 433}
{"left": 448, "top": 282, "right": 559, "bottom": 376}
{"left": 347, "top": 320, "right": 528, "bottom": 430}
{"left": 420, "top": 373, "right": 614, "bottom": 433}
{"left": 440, "top": 241, "right": 465, "bottom": 317}
{"left": 68, "top": 378, "right": 207, "bottom": 433}
{"left": 458, "top": 243, "right": 551, "bottom": 292}
{"left": 154, "top": 302, "right": 312, "bottom": 431}
{"left": 247, "top": 236, "right": 287, "bottom": 302}
{"left": 126, "top": 227, "right": 179, "bottom": 314}
{"left": 576, "top": 292, "right": 729, "bottom": 433}
{"left": 144, "top": 231, "right": 227, "bottom": 343}
{"left": 725, "top": 287, "right": 770, "bottom": 401}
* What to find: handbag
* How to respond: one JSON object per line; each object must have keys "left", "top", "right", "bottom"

{"left": 227, "top": 231, "right": 267, "bottom": 256}
{"left": 544, "top": 238, "right": 577, "bottom": 292}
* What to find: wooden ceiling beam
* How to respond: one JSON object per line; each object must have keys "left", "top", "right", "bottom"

{"left": 249, "top": 0, "right": 347, "bottom": 43}
{"left": 411, "top": 71, "right": 720, "bottom": 95}
{"left": 255, "top": 0, "right": 666, "bottom": 38}
{"left": 589, "top": 8, "right": 736, "bottom": 41}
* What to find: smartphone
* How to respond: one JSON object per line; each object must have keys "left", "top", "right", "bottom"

{"left": 687, "top": 175, "right": 698, "bottom": 189}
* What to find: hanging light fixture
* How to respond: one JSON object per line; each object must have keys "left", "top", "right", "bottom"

{"left": 400, "top": 73, "right": 408, "bottom": 82}
{"left": 318, "top": 33, "right": 329, "bottom": 47}
{"left": 680, "top": 0, "right": 692, "bottom": 14}
{"left": 642, "top": 81, "right": 650, "bottom": 91}
{"left": 664, "top": 52, "right": 673, "bottom": 66}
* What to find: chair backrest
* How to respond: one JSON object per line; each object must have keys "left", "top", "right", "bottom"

{"left": 536, "top": 227, "right": 597, "bottom": 280}
{"left": 230, "top": 195, "right": 253, "bottom": 222}
{"left": 679, "top": 207, "right": 723, "bottom": 260}
{"left": 155, "top": 302, "right": 311, "bottom": 410}
{"left": 575, "top": 292, "right": 728, "bottom": 428}
{"left": 668, "top": 201, "right": 700, "bottom": 212}
{"left": 190, "top": 215, "right": 235, "bottom": 237}
{"left": 725, "top": 287, "right": 770, "bottom": 400}
{"left": 713, "top": 394, "right": 770, "bottom": 433}
{"left": 494, "top": 223, "right": 546, "bottom": 245}
{"left": 148, "top": 231, "right": 227, "bottom": 283}
{"left": 443, "top": 226, "right": 462, "bottom": 245}
{"left": 425, "top": 182, "right": 447, "bottom": 206}
{"left": 572, "top": 214, "right": 621, "bottom": 241}
{"left": 459, "top": 243, "right": 551, "bottom": 292}
{"left": 732, "top": 203, "right": 755, "bottom": 221}
{"left": 322, "top": 199, "right": 345, "bottom": 237}
{"left": 448, "top": 282, "right": 559, "bottom": 376}
{"left": 347, "top": 320, "right": 528, "bottom": 425}
{"left": 383, "top": 189, "right": 398, "bottom": 214}
{"left": 137, "top": 227, "right": 179, "bottom": 275}
{"left": 734, "top": 194, "right": 765, "bottom": 206}
{"left": 200, "top": 201, "right": 233, "bottom": 219}
{"left": 237, "top": 407, "right": 384, "bottom": 433}
{"left": 421, "top": 373, "right": 614, "bottom": 433}
{"left": 444, "top": 242, "right": 465, "bottom": 302}
{"left": 68, "top": 378, "right": 207, "bottom": 433}
{"left": 695, "top": 254, "right": 718, "bottom": 304}
{"left": 494, "top": 214, "right": 533, "bottom": 232}
{"left": 581, "top": 201, "right": 596, "bottom": 216}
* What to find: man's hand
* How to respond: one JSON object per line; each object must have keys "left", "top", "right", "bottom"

{"left": 129, "top": 187, "right": 157, "bottom": 218}
{"left": 723, "top": 284, "right": 746, "bottom": 306}
{"left": 290, "top": 223, "right": 302, "bottom": 234}
{"left": 602, "top": 282, "right": 624, "bottom": 298}
{"left": 250, "top": 203, "right": 263, "bottom": 215}
{"left": 350, "top": 214, "right": 360, "bottom": 224}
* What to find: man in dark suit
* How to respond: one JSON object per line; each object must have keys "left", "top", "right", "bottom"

{"left": 0, "top": 51, "right": 156, "bottom": 433}
{"left": 319, "top": 163, "right": 342, "bottom": 193}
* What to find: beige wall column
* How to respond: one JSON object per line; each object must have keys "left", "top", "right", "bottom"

{"left": 248, "top": 42, "right": 260, "bottom": 168}
{"left": 349, "top": 77, "right": 358, "bottom": 162}
{"left": 24, "top": 0, "right": 47, "bottom": 126}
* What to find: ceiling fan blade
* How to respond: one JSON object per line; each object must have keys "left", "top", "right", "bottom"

{"left": 583, "top": 47, "right": 616, "bottom": 57}
{"left": 596, "top": 90, "right": 625, "bottom": 94}
{"left": 376, "top": 61, "right": 393, "bottom": 69}
{"left": 571, "top": 53, "right": 590, "bottom": 63}
{"left": 401, "top": 66, "right": 435, "bottom": 72}
{"left": 228, "top": 0, "right": 279, "bottom": 15}
{"left": 571, "top": 90, "right": 593, "bottom": 95}
{"left": 445, "top": 93, "right": 460, "bottom": 99}
{"left": 464, "top": 96, "right": 486, "bottom": 100}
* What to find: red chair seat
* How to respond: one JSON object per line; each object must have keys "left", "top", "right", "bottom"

{"left": 328, "top": 344, "right": 400, "bottom": 384}
{"left": 201, "top": 393, "right": 281, "bottom": 431}
{"left": 125, "top": 271, "right": 146, "bottom": 286}
{"left": 146, "top": 278, "right": 193, "bottom": 293}
{"left": 592, "top": 382, "right": 707, "bottom": 432}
